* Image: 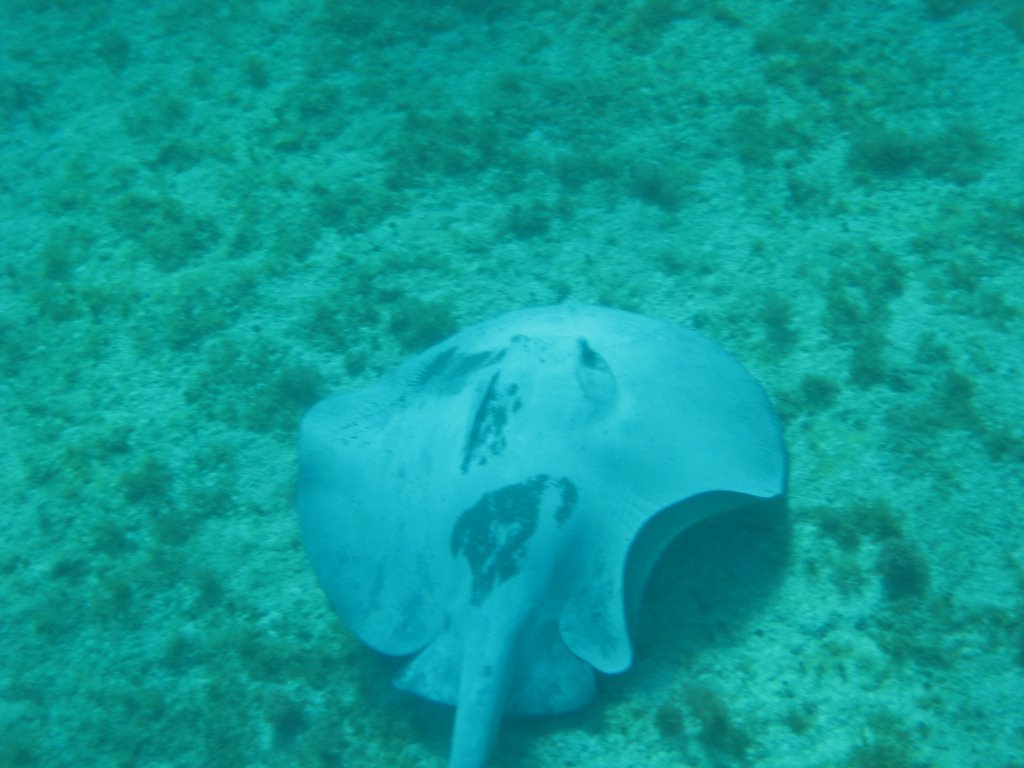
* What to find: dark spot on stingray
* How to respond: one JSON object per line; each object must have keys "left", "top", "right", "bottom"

{"left": 451, "top": 475, "right": 579, "bottom": 604}
{"left": 418, "top": 347, "right": 457, "bottom": 383}
{"left": 451, "top": 476, "right": 547, "bottom": 604}
{"left": 461, "top": 372, "right": 520, "bottom": 472}
{"left": 553, "top": 477, "right": 578, "bottom": 525}
{"left": 506, "top": 383, "right": 522, "bottom": 413}
{"left": 417, "top": 347, "right": 505, "bottom": 392}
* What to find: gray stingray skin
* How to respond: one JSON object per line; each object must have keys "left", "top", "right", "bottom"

{"left": 297, "top": 304, "right": 786, "bottom": 768}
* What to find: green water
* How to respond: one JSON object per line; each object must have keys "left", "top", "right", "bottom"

{"left": 1, "top": 1, "right": 1022, "bottom": 766}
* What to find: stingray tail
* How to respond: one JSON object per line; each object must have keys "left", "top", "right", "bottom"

{"left": 447, "top": 618, "right": 517, "bottom": 768}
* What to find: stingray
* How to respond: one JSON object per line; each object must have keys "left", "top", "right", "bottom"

{"left": 296, "top": 304, "right": 786, "bottom": 768}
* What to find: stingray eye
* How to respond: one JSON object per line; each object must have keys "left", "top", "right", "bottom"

{"left": 576, "top": 337, "right": 607, "bottom": 370}
{"left": 574, "top": 337, "right": 617, "bottom": 413}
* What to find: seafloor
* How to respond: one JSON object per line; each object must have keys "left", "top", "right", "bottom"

{"left": 1, "top": 1, "right": 1022, "bottom": 767}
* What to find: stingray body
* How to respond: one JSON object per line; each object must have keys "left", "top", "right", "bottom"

{"left": 297, "top": 304, "right": 786, "bottom": 768}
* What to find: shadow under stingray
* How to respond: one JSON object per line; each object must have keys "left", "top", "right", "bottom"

{"left": 630, "top": 494, "right": 792, "bottom": 670}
